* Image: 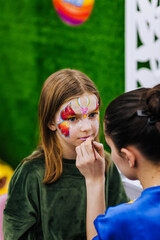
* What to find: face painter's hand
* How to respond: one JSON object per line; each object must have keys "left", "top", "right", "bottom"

{"left": 76, "top": 138, "right": 105, "bottom": 183}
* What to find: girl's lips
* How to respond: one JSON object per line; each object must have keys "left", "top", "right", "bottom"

{"left": 79, "top": 136, "right": 91, "bottom": 140}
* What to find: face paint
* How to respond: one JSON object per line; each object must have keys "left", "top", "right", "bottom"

{"left": 95, "top": 98, "right": 99, "bottom": 121}
{"left": 76, "top": 96, "right": 90, "bottom": 115}
{"left": 57, "top": 103, "right": 76, "bottom": 137}
{"left": 96, "top": 97, "right": 99, "bottom": 111}
{"left": 70, "top": 95, "right": 99, "bottom": 132}
{"left": 58, "top": 121, "right": 70, "bottom": 137}
{"left": 56, "top": 94, "right": 99, "bottom": 142}
{"left": 60, "top": 103, "right": 76, "bottom": 120}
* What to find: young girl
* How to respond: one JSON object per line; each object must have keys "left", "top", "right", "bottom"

{"left": 76, "top": 84, "right": 160, "bottom": 240}
{"left": 3, "top": 69, "right": 129, "bottom": 240}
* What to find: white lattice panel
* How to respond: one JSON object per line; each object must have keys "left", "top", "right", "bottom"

{"left": 125, "top": 0, "right": 160, "bottom": 91}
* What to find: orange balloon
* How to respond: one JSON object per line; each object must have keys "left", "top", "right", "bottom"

{"left": 53, "top": 0, "right": 95, "bottom": 26}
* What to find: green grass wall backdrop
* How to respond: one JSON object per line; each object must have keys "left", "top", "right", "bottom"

{"left": 0, "top": 0, "right": 125, "bottom": 168}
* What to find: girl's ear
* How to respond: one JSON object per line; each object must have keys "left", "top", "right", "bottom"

{"left": 120, "top": 148, "right": 136, "bottom": 168}
{"left": 47, "top": 121, "right": 57, "bottom": 131}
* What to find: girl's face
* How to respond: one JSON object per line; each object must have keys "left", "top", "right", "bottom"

{"left": 54, "top": 94, "right": 99, "bottom": 158}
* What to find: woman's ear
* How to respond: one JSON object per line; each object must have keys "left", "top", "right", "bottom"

{"left": 120, "top": 148, "right": 136, "bottom": 168}
{"left": 47, "top": 121, "right": 57, "bottom": 131}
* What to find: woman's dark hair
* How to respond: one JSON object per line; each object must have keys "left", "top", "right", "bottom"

{"left": 104, "top": 84, "right": 160, "bottom": 163}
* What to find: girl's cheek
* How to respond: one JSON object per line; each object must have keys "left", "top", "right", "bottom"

{"left": 68, "top": 122, "right": 80, "bottom": 136}
{"left": 93, "top": 117, "right": 100, "bottom": 131}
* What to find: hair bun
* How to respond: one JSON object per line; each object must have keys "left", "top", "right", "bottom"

{"left": 146, "top": 84, "right": 160, "bottom": 117}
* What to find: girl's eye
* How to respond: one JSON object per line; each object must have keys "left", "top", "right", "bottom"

{"left": 89, "top": 112, "right": 98, "bottom": 118}
{"left": 67, "top": 117, "right": 77, "bottom": 122}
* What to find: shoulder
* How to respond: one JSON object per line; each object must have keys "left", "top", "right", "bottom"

{"left": 18, "top": 157, "right": 44, "bottom": 176}
{"left": 96, "top": 198, "right": 141, "bottom": 227}
{"left": 94, "top": 202, "right": 135, "bottom": 238}
{"left": 9, "top": 158, "right": 45, "bottom": 190}
{"left": 22, "top": 157, "right": 45, "bottom": 173}
{"left": 106, "top": 201, "right": 135, "bottom": 218}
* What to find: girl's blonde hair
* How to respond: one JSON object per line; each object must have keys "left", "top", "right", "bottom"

{"left": 26, "top": 69, "right": 102, "bottom": 183}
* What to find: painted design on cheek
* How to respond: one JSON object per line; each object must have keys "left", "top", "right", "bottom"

{"left": 57, "top": 103, "right": 76, "bottom": 137}
{"left": 58, "top": 122, "right": 70, "bottom": 137}
{"left": 77, "top": 96, "right": 90, "bottom": 115}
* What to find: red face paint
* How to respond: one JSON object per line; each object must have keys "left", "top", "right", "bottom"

{"left": 60, "top": 104, "right": 76, "bottom": 120}
{"left": 96, "top": 99, "right": 99, "bottom": 111}
{"left": 58, "top": 104, "right": 76, "bottom": 137}
{"left": 58, "top": 122, "right": 70, "bottom": 137}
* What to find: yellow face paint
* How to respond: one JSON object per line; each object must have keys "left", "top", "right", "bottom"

{"left": 83, "top": 115, "right": 87, "bottom": 118}
{"left": 76, "top": 96, "right": 90, "bottom": 115}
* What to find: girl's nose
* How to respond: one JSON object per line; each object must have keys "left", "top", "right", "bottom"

{"left": 80, "top": 118, "right": 92, "bottom": 131}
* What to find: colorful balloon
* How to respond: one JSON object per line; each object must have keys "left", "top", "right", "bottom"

{"left": 52, "top": 0, "right": 95, "bottom": 26}
{"left": 0, "top": 160, "right": 14, "bottom": 195}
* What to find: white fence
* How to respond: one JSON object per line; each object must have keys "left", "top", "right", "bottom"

{"left": 123, "top": 0, "right": 160, "bottom": 199}
{"left": 125, "top": 0, "right": 160, "bottom": 91}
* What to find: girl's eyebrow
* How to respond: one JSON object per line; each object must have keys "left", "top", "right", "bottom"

{"left": 92, "top": 109, "right": 99, "bottom": 113}
{"left": 89, "top": 106, "right": 99, "bottom": 113}
{"left": 66, "top": 114, "right": 76, "bottom": 118}
{"left": 60, "top": 104, "right": 76, "bottom": 120}
{"left": 88, "top": 109, "right": 99, "bottom": 114}
{"left": 73, "top": 107, "right": 99, "bottom": 116}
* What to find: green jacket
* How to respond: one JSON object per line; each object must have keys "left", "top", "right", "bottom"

{"left": 3, "top": 155, "right": 129, "bottom": 240}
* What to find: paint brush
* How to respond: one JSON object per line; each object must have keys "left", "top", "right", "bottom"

{"left": 92, "top": 140, "right": 97, "bottom": 160}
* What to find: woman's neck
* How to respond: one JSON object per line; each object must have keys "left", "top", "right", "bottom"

{"left": 138, "top": 163, "right": 160, "bottom": 189}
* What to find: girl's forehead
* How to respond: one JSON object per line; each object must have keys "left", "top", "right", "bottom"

{"left": 59, "top": 94, "right": 98, "bottom": 114}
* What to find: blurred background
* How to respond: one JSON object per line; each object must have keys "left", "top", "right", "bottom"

{"left": 0, "top": 0, "right": 125, "bottom": 170}
{"left": 1, "top": 0, "right": 160, "bottom": 200}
